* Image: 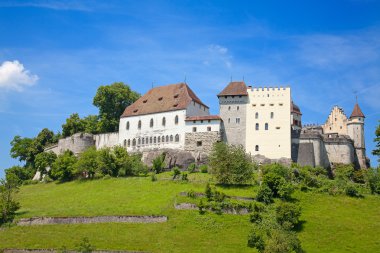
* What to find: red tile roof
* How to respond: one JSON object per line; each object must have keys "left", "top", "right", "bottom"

{"left": 217, "top": 81, "right": 248, "bottom": 97}
{"left": 350, "top": 103, "right": 365, "bottom": 118}
{"left": 185, "top": 115, "right": 221, "bottom": 121}
{"left": 121, "top": 83, "right": 208, "bottom": 118}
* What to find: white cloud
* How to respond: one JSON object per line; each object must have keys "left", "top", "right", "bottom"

{"left": 0, "top": 60, "right": 39, "bottom": 91}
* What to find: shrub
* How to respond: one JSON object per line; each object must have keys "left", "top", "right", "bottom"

{"left": 198, "top": 199, "right": 206, "bottom": 214}
{"left": 151, "top": 172, "right": 157, "bottom": 182}
{"left": 5, "top": 166, "right": 34, "bottom": 185}
{"left": 187, "top": 163, "right": 197, "bottom": 173}
{"left": 34, "top": 151, "right": 57, "bottom": 178}
{"left": 50, "top": 150, "right": 78, "bottom": 182}
{"left": 75, "top": 237, "right": 95, "bottom": 253}
{"left": 264, "top": 228, "right": 302, "bottom": 253}
{"left": 209, "top": 142, "right": 254, "bottom": 184}
{"left": 275, "top": 202, "right": 301, "bottom": 229}
{"left": 96, "top": 148, "right": 117, "bottom": 177}
{"left": 345, "top": 184, "right": 361, "bottom": 198}
{"left": 152, "top": 153, "right": 166, "bottom": 174}
{"left": 199, "top": 164, "right": 208, "bottom": 173}
{"left": 172, "top": 167, "right": 181, "bottom": 180}
{"left": 256, "top": 184, "right": 273, "bottom": 204}
{"left": 366, "top": 168, "right": 380, "bottom": 194}
{"left": 0, "top": 177, "right": 20, "bottom": 225}
{"left": 181, "top": 172, "right": 188, "bottom": 181}
{"left": 187, "top": 190, "right": 196, "bottom": 198}
{"left": 205, "top": 183, "right": 213, "bottom": 200}
{"left": 334, "top": 164, "right": 355, "bottom": 181}
{"left": 213, "top": 189, "right": 226, "bottom": 202}
{"left": 75, "top": 147, "right": 98, "bottom": 179}
{"left": 247, "top": 226, "right": 265, "bottom": 252}
{"left": 43, "top": 175, "right": 53, "bottom": 183}
{"left": 278, "top": 181, "right": 294, "bottom": 200}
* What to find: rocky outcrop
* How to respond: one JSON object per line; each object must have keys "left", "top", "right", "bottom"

{"left": 142, "top": 149, "right": 201, "bottom": 169}
{"left": 252, "top": 154, "right": 292, "bottom": 167}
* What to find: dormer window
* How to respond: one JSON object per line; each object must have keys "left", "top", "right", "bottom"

{"left": 133, "top": 109, "right": 138, "bottom": 113}
{"left": 158, "top": 97, "right": 163, "bottom": 101}
{"left": 173, "top": 104, "right": 178, "bottom": 107}
{"left": 143, "top": 100, "right": 147, "bottom": 103}
{"left": 174, "top": 94, "right": 179, "bottom": 98}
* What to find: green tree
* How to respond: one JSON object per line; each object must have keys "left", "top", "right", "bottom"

{"left": 82, "top": 115, "right": 100, "bottom": 134}
{"left": 0, "top": 176, "right": 20, "bottom": 225}
{"left": 5, "top": 166, "right": 33, "bottom": 185}
{"left": 93, "top": 82, "right": 140, "bottom": 133}
{"left": 62, "top": 113, "right": 85, "bottom": 137}
{"left": 152, "top": 153, "right": 166, "bottom": 174}
{"left": 209, "top": 142, "right": 254, "bottom": 184}
{"left": 10, "top": 136, "right": 34, "bottom": 166}
{"left": 50, "top": 150, "right": 78, "bottom": 182}
{"left": 35, "top": 152, "right": 57, "bottom": 176}
{"left": 75, "top": 237, "right": 95, "bottom": 253}
{"left": 96, "top": 148, "right": 118, "bottom": 176}
{"left": 373, "top": 121, "right": 380, "bottom": 163}
{"left": 275, "top": 202, "right": 301, "bottom": 229}
{"left": 75, "top": 147, "right": 99, "bottom": 179}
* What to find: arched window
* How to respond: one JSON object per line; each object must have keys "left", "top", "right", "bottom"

{"left": 228, "top": 106, "right": 231, "bottom": 111}
{"left": 150, "top": 118, "right": 154, "bottom": 128}
{"left": 162, "top": 117, "right": 166, "bottom": 126}
{"left": 142, "top": 138, "right": 145, "bottom": 145}
{"left": 237, "top": 106, "right": 239, "bottom": 111}
{"left": 146, "top": 137, "right": 148, "bottom": 144}
{"left": 138, "top": 120, "right": 141, "bottom": 129}
{"left": 175, "top": 134, "right": 180, "bottom": 142}
{"left": 255, "top": 145, "right": 259, "bottom": 151}
{"left": 175, "top": 115, "right": 179, "bottom": 125}
{"left": 166, "top": 135, "right": 169, "bottom": 142}
{"left": 162, "top": 136, "right": 165, "bottom": 142}
{"left": 270, "top": 112, "right": 274, "bottom": 119}
{"left": 256, "top": 123, "right": 259, "bottom": 130}
{"left": 132, "top": 139, "right": 136, "bottom": 146}
{"left": 150, "top": 137, "right": 153, "bottom": 144}
{"left": 138, "top": 138, "right": 141, "bottom": 145}
{"left": 154, "top": 137, "right": 156, "bottom": 143}
{"left": 123, "top": 139, "right": 127, "bottom": 147}
{"left": 158, "top": 136, "right": 160, "bottom": 143}
{"left": 265, "top": 123, "right": 268, "bottom": 130}
{"left": 170, "top": 135, "right": 173, "bottom": 142}
{"left": 255, "top": 112, "right": 259, "bottom": 119}
{"left": 126, "top": 121, "right": 130, "bottom": 130}
{"left": 127, "top": 139, "right": 130, "bottom": 147}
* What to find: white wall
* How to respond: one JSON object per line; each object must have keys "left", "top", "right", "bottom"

{"left": 95, "top": 132, "right": 119, "bottom": 149}
{"left": 185, "top": 119, "right": 221, "bottom": 133}
{"left": 119, "top": 109, "right": 187, "bottom": 152}
{"left": 246, "top": 87, "right": 291, "bottom": 159}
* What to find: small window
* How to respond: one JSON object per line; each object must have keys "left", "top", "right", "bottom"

{"left": 133, "top": 109, "right": 138, "bottom": 113}
{"left": 154, "top": 137, "right": 157, "bottom": 143}
{"left": 224, "top": 96, "right": 227, "bottom": 99}
{"left": 255, "top": 112, "right": 259, "bottom": 119}
{"left": 170, "top": 135, "right": 174, "bottom": 142}
{"left": 138, "top": 120, "right": 141, "bottom": 129}
{"left": 193, "top": 120, "right": 196, "bottom": 123}
{"left": 197, "top": 141, "right": 202, "bottom": 147}
{"left": 175, "top": 115, "right": 179, "bottom": 125}
{"left": 158, "top": 136, "right": 160, "bottom": 143}
{"left": 175, "top": 134, "right": 180, "bottom": 142}
{"left": 126, "top": 121, "right": 130, "bottom": 130}
{"left": 255, "top": 145, "right": 259, "bottom": 151}
{"left": 173, "top": 104, "right": 178, "bottom": 107}
{"left": 123, "top": 139, "right": 127, "bottom": 147}
{"left": 162, "top": 117, "right": 166, "bottom": 126}
{"left": 236, "top": 118, "right": 240, "bottom": 124}
{"left": 150, "top": 118, "right": 154, "bottom": 128}
{"left": 208, "top": 120, "right": 211, "bottom": 123}
{"left": 166, "top": 135, "right": 169, "bottom": 142}
{"left": 237, "top": 106, "right": 239, "bottom": 111}
{"left": 127, "top": 139, "right": 131, "bottom": 147}
{"left": 193, "top": 127, "right": 197, "bottom": 132}
{"left": 207, "top": 126, "right": 211, "bottom": 131}
{"left": 252, "top": 104, "right": 257, "bottom": 107}
{"left": 132, "top": 139, "right": 136, "bottom": 146}
{"left": 256, "top": 123, "right": 259, "bottom": 130}
{"left": 146, "top": 137, "right": 148, "bottom": 144}
{"left": 265, "top": 123, "right": 268, "bottom": 130}
{"left": 174, "top": 94, "right": 179, "bottom": 98}
{"left": 228, "top": 118, "right": 231, "bottom": 123}
{"left": 162, "top": 136, "right": 165, "bottom": 142}
{"left": 142, "top": 138, "right": 145, "bottom": 145}
{"left": 193, "top": 101, "right": 195, "bottom": 106}
{"left": 267, "top": 94, "right": 269, "bottom": 97}
{"left": 260, "top": 104, "right": 265, "bottom": 106}
{"left": 150, "top": 137, "right": 153, "bottom": 143}
{"left": 201, "top": 120, "right": 203, "bottom": 123}
{"left": 138, "top": 138, "right": 141, "bottom": 145}
{"left": 335, "top": 118, "right": 337, "bottom": 121}
{"left": 143, "top": 99, "right": 147, "bottom": 103}
{"left": 158, "top": 97, "right": 163, "bottom": 101}
{"left": 270, "top": 112, "right": 274, "bottom": 119}
{"left": 279, "top": 103, "right": 283, "bottom": 106}
{"left": 270, "top": 103, "right": 274, "bottom": 106}
{"left": 276, "top": 126, "right": 281, "bottom": 129}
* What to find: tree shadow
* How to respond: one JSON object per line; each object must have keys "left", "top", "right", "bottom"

{"left": 294, "top": 220, "right": 306, "bottom": 232}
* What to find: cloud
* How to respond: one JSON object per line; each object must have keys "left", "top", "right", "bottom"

{"left": 0, "top": 60, "right": 39, "bottom": 91}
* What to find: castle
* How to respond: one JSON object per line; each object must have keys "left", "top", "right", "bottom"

{"left": 44, "top": 81, "right": 369, "bottom": 170}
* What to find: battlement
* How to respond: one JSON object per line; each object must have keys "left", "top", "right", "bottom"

{"left": 248, "top": 86, "right": 290, "bottom": 92}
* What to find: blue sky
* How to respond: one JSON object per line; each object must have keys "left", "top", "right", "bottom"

{"left": 1, "top": 0, "right": 379, "bottom": 178}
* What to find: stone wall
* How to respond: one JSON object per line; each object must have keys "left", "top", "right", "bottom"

{"left": 95, "top": 132, "right": 119, "bottom": 149}
{"left": 44, "top": 133, "right": 95, "bottom": 156}
{"left": 184, "top": 131, "right": 221, "bottom": 160}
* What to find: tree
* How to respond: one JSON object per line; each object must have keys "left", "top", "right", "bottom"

{"left": 35, "top": 151, "right": 57, "bottom": 176}
{"left": 75, "top": 147, "right": 99, "bottom": 179}
{"left": 0, "top": 176, "right": 20, "bottom": 225}
{"left": 93, "top": 82, "right": 140, "bottom": 133}
{"left": 96, "top": 148, "right": 118, "bottom": 177}
{"left": 152, "top": 153, "right": 166, "bottom": 174}
{"left": 62, "top": 113, "right": 85, "bottom": 137}
{"left": 82, "top": 115, "right": 100, "bottom": 134}
{"left": 373, "top": 121, "right": 380, "bottom": 163}
{"left": 209, "top": 142, "right": 254, "bottom": 184}
{"left": 5, "top": 166, "right": 33, "bottom": 184}
{"left": 50, "top": 151, "right": 78, "bottom": 182}
{"left": 10, "top": 136, "right": 34, "bottom": 166}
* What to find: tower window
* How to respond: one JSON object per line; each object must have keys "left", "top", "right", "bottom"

{"left": 265, "top": 123, "right": 268, "bottom": 130}
{"left": 228, "top": 118, "right": 231, "bottom": 123}
{"left": 236, "top": 118, "right": 240, "bottom": 124}
{"left": 256, "top": 123, "right": 259, "bottom": 130}
{"left": 255, "top": 112, "right": 259, "bottom": 119}
{"left": 207, "top": 126, "right": 211, "bottom": 131}
{"left": 162, "top": 117, "right": 166, "bottom": 126}
{"left": 197, "top": 141, "right": 202, "bottom": 147}
{"left": 175, "top": 134, "right": 180, "bottom": 142}
{"left": 270, "top": 112, "right": 274, "bottom": 119}
{"left": 193, "top": 127, "right": 197, "bottom": 132}
{"left": 228, "top": 106, "right": 231, "bottom": 111}
{"left": 237, "top": 106, "right": 239, "bottom": 111}
{"left": 255, "top": 145, "right": 259, "bottom": 151}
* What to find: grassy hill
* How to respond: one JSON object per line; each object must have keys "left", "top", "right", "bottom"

{"left": 1, "top": 172, "right": 379, "bottom": 252}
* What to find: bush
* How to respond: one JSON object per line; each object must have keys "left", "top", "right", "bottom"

{"left": 151, "top": 173, "right": 157, "bottom": 182}
{"left": 198, "top": 199, "right": 206, "bottom": 214}
{"left": 96, "top": 148, "right": 118, "bottom": 177}
{"left": 5, "top": 166, "right": 34, "bottom": 185}
{"left": 334, "top": 164, "right": 355, "bottom": 181}
{"left": 172, "top": 167, "right": 181, "bottom": 180}
{"left": 199, "top": 164, "right": 208, "bottom": 173}
{"left": 75, "top": 237, "right": 95, "bottom": 253}
{"left": 366, "top": 168, "right": 380, "bottom": 194}
{"left": 256, "top": 184, "right": 273, "bottom": 204}
{"left": 264, "top": 228, "right": 302, "bottom": 253}
{"left": 0, "top": 177, "right": 20, "bottom": 225}
{"left": 75, "top": 147, "right": 98, "bottom": 179}
{"left": 181, "top": 172, "right": 188, "bottom": 181}
{"left": 187, "top": 190, "right": 196, "bottom": 198}
{"left": 50, "top": 150, "right": 78, "bottom": 182}
{"left": 205, "top": 183, "right": 212, "bottom": 200}
{"left": 275, "top": 202, "right": 301, "bottom": 229}
{"left": 152, "top": 153, "right": 166, "bottom": 174}
{"left": 209, "top": 142, "right": 255, "bottom": 184}
{"left": 345, "top": 184, "right": 361, "bottom": 198}
{"left": 247, "top": 226, "right": 265, "bottom": 252}
{"left": 187, "top": 163, "right": 197, "bottom": 173}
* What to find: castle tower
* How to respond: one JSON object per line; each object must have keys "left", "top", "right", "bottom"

{"left": 217, "top": 81, "right": 248, "bottom": 147}
{"left": 347, "top": 102, "right": 367, "bottom": 169}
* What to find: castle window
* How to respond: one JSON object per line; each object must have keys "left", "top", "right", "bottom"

{"left": 158, "top": 97, "right": 163, "bottom": 101}
{"left": 126, "top": 121, "right": 130, "bottom": 130}
{"left": 123, "top": 139, "right": 127, "bottom": 147}
{"left": 208, "top": 120, "right": 211, "bottom": 123}
{"left": 174, "top": 94, "right": 179, "bottom": 98}
{"left": 252, "top": 104, "right": 257, "bottom": 107}
{"left": 340, "top": 126, "right": 342, "bottom": 129}
{"left": 166, "top": 135, "right": 169, "bottom": 142}
{"left": 260, "top": 104, "right": 265, "bottom": 106}
{"left": 158, "top": 136, "right": 160, "bottom": 143}
{"left": 143, "top": 99, "right": 147, "bottom": 103}
{"left": 276, "top": 127, "right": 281, "bottom": 129}
{"left": 335, "top": 118, "right": 337, "bottom": 121}
{"left": 150, "top": 118, "right": 154, "bottom": 128}
{"left": 162, "top": 117, "right": 166, "bottom": 126}
{"left": 201, "top": 120, "right": 203, "bottom": 123}
{"left": 265, "top": 123, "right": 268, "bottom": 130}
{"left": 193, "top": 127, "right": 197, "bottom": 132}
{"left": 237, "top": 106, "right": 239, "bottom": 111}
{"left": 150, "top": 137, "right": 153, "bottom": 144}
{"left": 193, "top": 120, "right": 196, "bottom": 123}
{"left": 175, "top": 115, "right": 179, "bottom": 125}
{"left": 279, "top": 103, "right": 283, "bottom": 106}
{"left": 193, "top": 101, "right": 195, "bottom": 106}
{"left": 228, "top": 118, "right": 231, "bottom": 123}
{"left": 197, "top": 141, "right": 202, "bottom": 147}
{"left": 256, "top": 123, "right": 259, "bottom": 130}
{"left": 270, "top": 104, "right": 274, "bottom": 106}
{"left": 236, "top": 118, "right": 240, "bottom": 124}
{"left": 207, "top": 126, "right": 211, "bottom": 131}
{"left": 132, "top": 139, "right": 136, "bottom": 146}
{"left": 162, "top": 136, "right": 165, "bottom": 142}
{"left": 255, "top": 145, "right": 259, "bottom": 151}
{"left": 138, "top": 120, "right": 141, "bottom": 129}
{"left": 199, "top": 104, "right": 201, "bottom": 109}
{"left": 175, "top": 134, "right": 180, "bottom": 142}
{"left": 228, "top": 106, "right": 231, "bottom": 111}
{"left": 127, "top": 139, "right": 131, "bottom": 147}
{"left": 204, "top": 107, "right": 206, "bottom": 111}
{"left": 138, "top": 138, "right": 141, "bottom": 145}
{"left": 146, "top": 137, "right": 148, "bottom": 144}
{"left": 255, "top": 112, "right": 259, "bottom": 119}
{"left": 224, "top": 96, "right": 227, "bottom": 99}
{"left": 154, "top": 137, "right": 157, "bottom": 143}
{"left": 267, "top": 94, "right": 269, "bottom": 97}
{"left": 170, "top": 135, "right": 173, "bottom": 142}
{"left": 142, "top": 138, "right": 145, "bottom": 145}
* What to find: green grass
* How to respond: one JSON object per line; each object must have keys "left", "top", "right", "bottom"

{"left": 0, "top": 172, "right": 380, "bottom": 252}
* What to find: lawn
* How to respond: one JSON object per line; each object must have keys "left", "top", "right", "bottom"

{"left": 0, "top": 172, "right": 379, "bottom": 252}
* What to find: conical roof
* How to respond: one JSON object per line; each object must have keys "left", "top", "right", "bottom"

{"left": 349, "top": 103, "right": 365, "bottom": 118}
